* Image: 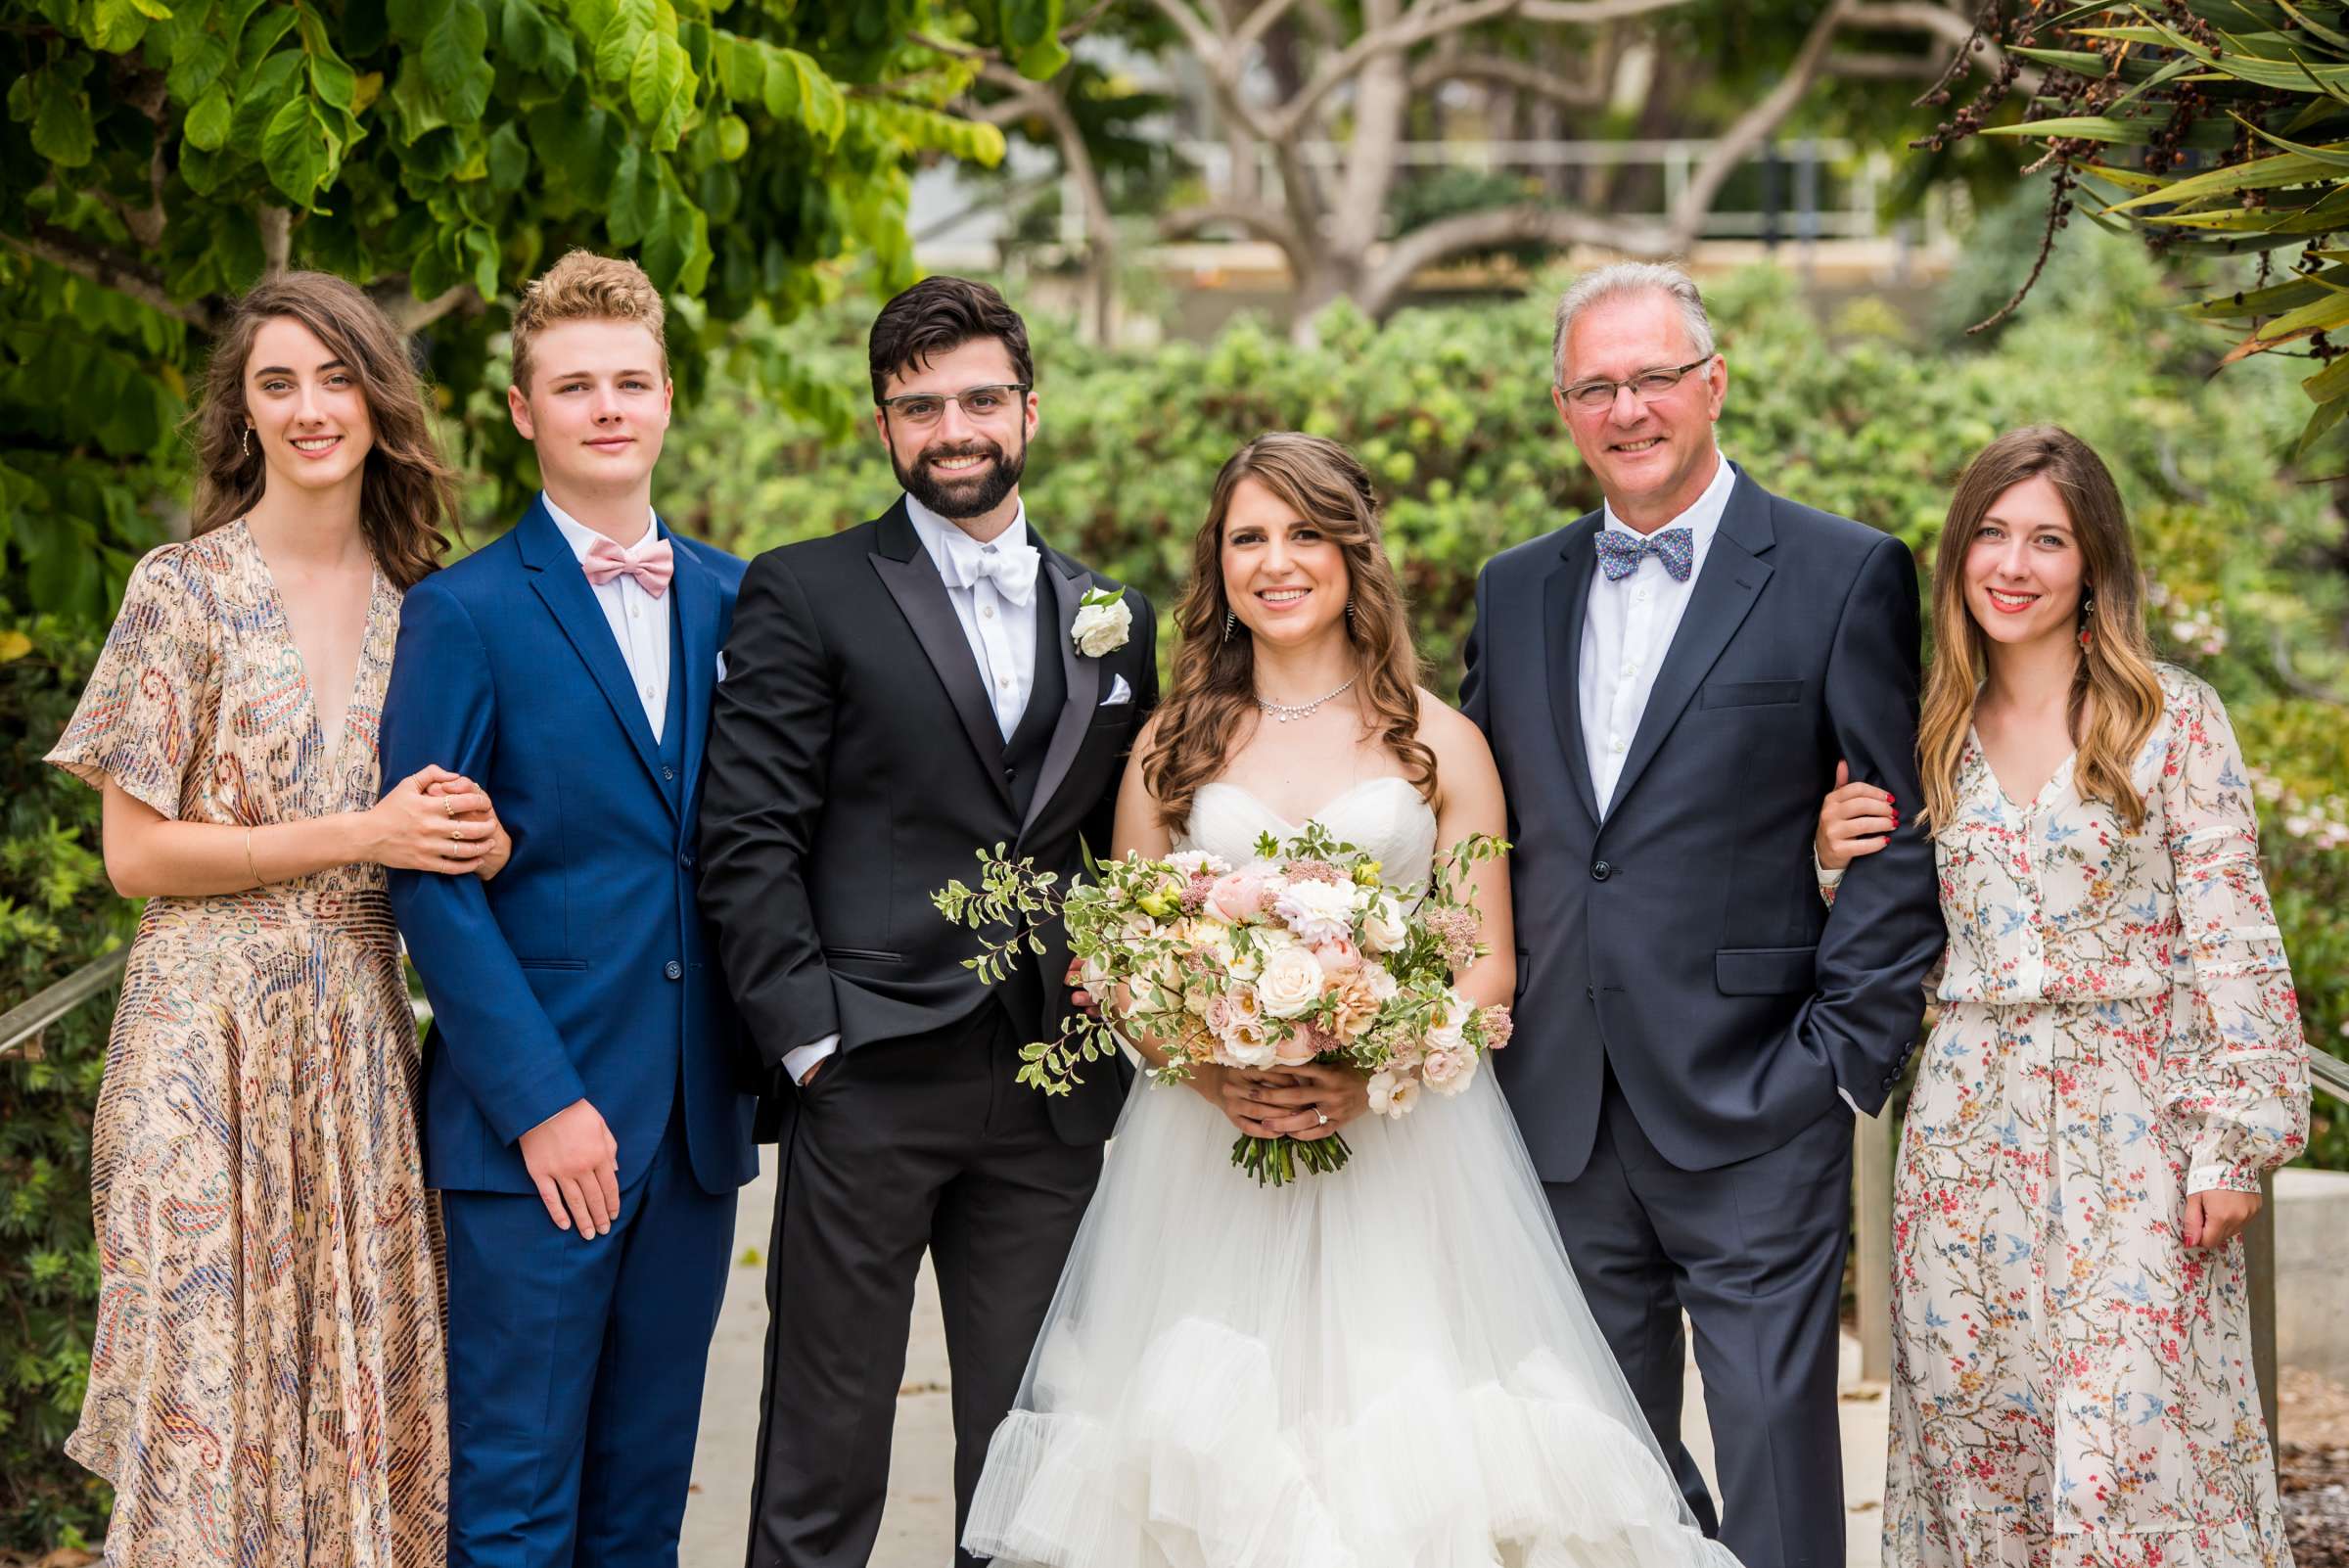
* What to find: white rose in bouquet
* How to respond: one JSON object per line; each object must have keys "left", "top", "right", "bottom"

{"left": 1255, "top": 944, "right": 1326, "bottom": 1019}
{"left": 1365, "top": 1070, "right": 1420, "bottom": 1119}
{"left": 1359, "top": 893, "right": 1408, "bottom": 954}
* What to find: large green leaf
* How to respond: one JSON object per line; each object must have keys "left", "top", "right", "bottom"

{"left": 261, "top": 92, "right": 335, "bottom": 206}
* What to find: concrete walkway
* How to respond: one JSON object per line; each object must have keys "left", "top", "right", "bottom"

{"left": 681, "top": 1150, "right": 1894, "bottom": 1568}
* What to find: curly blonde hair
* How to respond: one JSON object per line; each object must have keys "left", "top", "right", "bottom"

{"left": 509, "top": 250, "right": 668, "bottom": 397}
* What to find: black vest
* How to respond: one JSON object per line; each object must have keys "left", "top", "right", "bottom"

{"left": 1000, "top": 585, "right": 1067, "bottom": 820}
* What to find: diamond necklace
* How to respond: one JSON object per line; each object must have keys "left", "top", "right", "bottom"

{"left": 1255, "top": 675, "right": 1358, "bottom": 723}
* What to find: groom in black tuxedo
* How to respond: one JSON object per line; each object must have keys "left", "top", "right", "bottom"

{"left": 698, "top": 277, "right": 1155, "bottom": 1568}
{"left": 1461, "top": 265, "right": 1942, "bottom": 1568}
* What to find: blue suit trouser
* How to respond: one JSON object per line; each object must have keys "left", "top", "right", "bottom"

{"left": 442, "top": 1116, "right": 737, "bottom": 1568}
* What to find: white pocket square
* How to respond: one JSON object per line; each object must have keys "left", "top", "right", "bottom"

{"left": 1101, "top": 673, "right": 1132, "bottom": 707}
{"left": 715, "top": 651, "right": 729, "bottom": 682}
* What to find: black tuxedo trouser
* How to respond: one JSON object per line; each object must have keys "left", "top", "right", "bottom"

{"left": 1543, "top": 1064, "right": 1853, "bottom": 1568}
{"left": 744, "top": 1003, "right": 1103, "bottom": 1568}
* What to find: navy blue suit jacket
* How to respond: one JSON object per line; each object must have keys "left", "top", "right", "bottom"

{"left": 1462, "top": 465, "right": 1944, "bottom": 1182}
{"left": 382, "top": 496, "right": 760, "bottom": 1197}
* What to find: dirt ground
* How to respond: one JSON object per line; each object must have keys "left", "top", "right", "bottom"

{"left": 2283, "top": 1367, "right": 2349, "bottom": 1567}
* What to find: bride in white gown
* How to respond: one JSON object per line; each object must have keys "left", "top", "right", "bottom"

{"left": 963, "top": 435, "right": 1741, "bottom": 1568}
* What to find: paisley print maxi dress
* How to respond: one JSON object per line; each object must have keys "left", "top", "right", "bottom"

{"left": 45, "top": 522, "right": 447, "bottom": 1568}
{"left": 1883, "top": 666, "right": 2308, "bottom": 1567}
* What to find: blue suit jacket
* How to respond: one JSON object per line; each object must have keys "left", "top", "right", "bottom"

{"left": 382, "top": 496, "right": 759, "bottom": 1197}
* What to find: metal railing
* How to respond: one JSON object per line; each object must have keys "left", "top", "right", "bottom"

{"left": 0, "top": 948, "right": 127, "bottom": 1062}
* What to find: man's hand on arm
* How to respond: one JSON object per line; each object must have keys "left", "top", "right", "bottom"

{"left": 519, "top": 1098, "right": 621, "bottom": 1237}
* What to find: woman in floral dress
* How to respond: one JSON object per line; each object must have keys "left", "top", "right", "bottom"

{"left": 47, "top": 273, "right": 509, "bottom": 1567}
{"left": 1820, "top": 425, "right": 2309, "bottom": 1567}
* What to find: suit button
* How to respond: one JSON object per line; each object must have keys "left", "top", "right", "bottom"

{"left": 1589, "top": 860, "right": 1613, "bottom": 882}
{"left": 664, "top": 960, "right": 683, "bottom": 981}
{"left": 680, "top": 849, "right": 697, "bottom": 869}
{"left": 662, "top": 764, "right": 676, "bottom": 781}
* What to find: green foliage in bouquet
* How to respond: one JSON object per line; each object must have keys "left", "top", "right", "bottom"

{"left": 937, "top": 824, "right": 1510, "bottom": 1186}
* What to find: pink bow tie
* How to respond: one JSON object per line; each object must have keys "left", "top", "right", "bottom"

{"left": 582, "top": 533, "right": 673, "bottom": 597}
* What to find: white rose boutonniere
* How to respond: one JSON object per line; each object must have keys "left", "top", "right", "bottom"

{"left": 1071, "top": 586, "right": 1131, "bottom": 657}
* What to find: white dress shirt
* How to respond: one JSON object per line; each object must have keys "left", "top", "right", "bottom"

{"left": 783, "top": 493, "right": 1043, "bottom": 1086}
{"left": 546, "top": 496, "right": 671, "bottom": 743}
{"left": 906, "top": 491, "right": 1039, "bottom": 740}
{"left": 1579, "top": 450, "right": 1736, "bottom": 813}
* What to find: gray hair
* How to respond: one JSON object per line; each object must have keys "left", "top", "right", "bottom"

{"left": 1550, "top": 262, "right": 1716, "bottom": 388}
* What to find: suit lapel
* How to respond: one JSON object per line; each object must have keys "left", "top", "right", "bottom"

{"left": 668, "top": 527, "right": 717, "bottom": 817}
{"left": 516, "top": 497, "right": 668, "bottom": 805}
{"left": 1605, "top": 473, "right": 1776, "bottom": 814}
{"left": 1019, "top": 548, "right": 1104, "bottom": 839}
{"left": 867, "top": 501, "right": 1016, "bottom": 811}
{"left": 1543, "top": 517, "right": 1603, "bottom": 827}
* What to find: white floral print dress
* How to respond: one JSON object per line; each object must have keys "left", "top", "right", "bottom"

{"left": 1881, "top": 665, "right": 2307, "bottom": 1567}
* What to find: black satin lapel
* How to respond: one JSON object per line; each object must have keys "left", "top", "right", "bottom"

{"left": 1606, "top": 534, "right": 1773, "bottom": 813}
{"left": 1543, "top": 529, "right": 1602, "bottom": 826}
{"left": 1020, "top": 561, "right": 1103, "bottom": 838}
{"left": 528, "top": 563, "right": 668, "bottom": 802}
{"left": 870, "top": 549, "right": 1014, "bottom": 809}
{"left": 670, "top": 538, "right": 717, "bottom": 819}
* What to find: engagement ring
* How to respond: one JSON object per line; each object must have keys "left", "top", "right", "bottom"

{"left": 1315, "top": 1110, "right": 1329, "bottom": 1127}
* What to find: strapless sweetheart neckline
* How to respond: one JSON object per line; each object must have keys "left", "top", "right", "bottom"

{"left": 1191, "top": 774, "right": 1423, "bottom": 832}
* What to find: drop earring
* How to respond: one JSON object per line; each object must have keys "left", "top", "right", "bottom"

{"left": 1346, "top": 598, "right": 1358, "bottom": 630}
{"left": 1222, "top": 610, "right": 1236, "bottom": 643}
{"left": 2078, "top": 588, "right": 2096, "bottom": 650}
{"left": 242, "top": 426, "right": 253, "bottom": 460}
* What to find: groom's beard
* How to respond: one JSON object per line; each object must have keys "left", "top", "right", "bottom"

{"left": 896, "top": 434, "right": 1026, "bottom": 521}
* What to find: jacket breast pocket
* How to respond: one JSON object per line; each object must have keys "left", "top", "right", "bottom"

{"left": 1700, "top": 679, "right": 1804, "bottom": 709}
{"left": 517, "top": 958, "right": 588, "bottom": 971}
{"left": 823, "top": 946, "right": 904, "bottom": 965}
{"left": 1715, "top": 945, "right": 1817, "bottom": 995}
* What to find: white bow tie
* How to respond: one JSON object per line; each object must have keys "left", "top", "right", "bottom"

{"left": 941, "top": 534, "right": 1040, "bottom": 608}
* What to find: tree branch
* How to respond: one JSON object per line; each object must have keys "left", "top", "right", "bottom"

{"left": 1271, "top": 0, "right": 1526, "bottom": 141}
{"left": 1515, "top": 0, "right": 1695, "bottom": 19}
{"left": 1358, "top": 204, "right": 1675, "bottom": 317}
{"left": 1235, "top": 0, "right": 1315, "bottom": 51}
{"left": 1407, "top": 49, "right": 1606, "bottom": 107}
{"left": 258, "top": 208, "right": 291, "bottom": 276}
{"left": 1827, "top": 49, "right": 1945, "bottom": 79}
{"left": 371, "top": 281, "right": 478, "bottom": 335}
{"left": 1666, "top": 0, "right": 1856, "bottom": 251}
{"left": 1158, "top": 200, "right": 1311, "bottom": 266}
{"left": 1, "top": 222, "right": 215, "bottom": 330}
{"left": 1848, "top": 0, "right": 2038, "bottom": 89}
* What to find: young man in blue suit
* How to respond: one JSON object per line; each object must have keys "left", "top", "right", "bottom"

{"left": 382, "top": 251, "right": 759, "bottom": 1568}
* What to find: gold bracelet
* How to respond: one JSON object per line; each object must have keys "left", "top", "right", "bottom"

{"left": 245, "top": 826, "right": 260, "bottom": 889}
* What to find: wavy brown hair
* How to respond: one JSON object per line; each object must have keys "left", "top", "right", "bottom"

{"left": 1919, "top": 425, "right": 2164, "bottom": 830}
{"left": 189, "top": 271, "right": 457, "bottom": 588}
{"left": 1143, "top": 433, "right": 1436, "bottom": 829}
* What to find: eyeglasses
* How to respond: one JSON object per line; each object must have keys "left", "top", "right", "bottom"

{"left": 1557, "top": 357, "right": 1715, "bottom": 412}
{"left": 877, "top": 383, "right": 1030, "bottom": 428}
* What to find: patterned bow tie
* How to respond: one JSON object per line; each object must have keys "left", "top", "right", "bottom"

{"left": 1594, "top": 526, "right": 1694, "bottom": 583}
{"left": 940, "top": 534, "right": 1040, "bottom": 608}
{"left": 581, "top": 532, "right": 674, "bottom": 597}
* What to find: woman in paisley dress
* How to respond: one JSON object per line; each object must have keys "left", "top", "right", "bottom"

{"left": 46, "top": 272, "right": 510, "bottom": 1568}
{"left": 1819, "top": 425, "right": 2309, "bottom": 1567}
{"left": 963, "top": 434, "right": 1740, "bottom": 1568}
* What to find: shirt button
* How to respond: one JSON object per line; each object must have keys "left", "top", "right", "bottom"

{"left": 998, "top": 674, "right": 1013, "bottom": 689}
{"left": 664, "top": 960, "right": 682, "bottom": 981}
{"left": 1621, "top": 661, "right": 1637, "bottom": 678}
{"left": 630, "top": 604, "right": 640, "bottom": 619}
{"left": 1634, "top": 589, "right": 1649, "bottom": 605}
{"left": 1608, "top": 734, "right": 1625, "bottom": 754}
{"left": 981, "top": 605, "right": 995, "bottom": 621}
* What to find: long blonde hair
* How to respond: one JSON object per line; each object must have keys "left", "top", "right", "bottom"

{"left": 1142, "top": 434, "right": 1435, "bottom": 829}
{"left": 1919, "top": 425, "right": 2163, "bottom": 830}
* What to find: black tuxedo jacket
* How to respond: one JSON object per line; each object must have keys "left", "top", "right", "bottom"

{"left": 698, "top": 499, "right": 1156, "bottom": 1145}
{"left": 1461, "top": 465, "right": 1944, "bottom": 1182}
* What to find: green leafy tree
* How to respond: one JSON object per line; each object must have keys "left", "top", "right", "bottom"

{"left": 0, "top": 0, "right": 1067, "bottom": 1550}
{"left": 1923, "top": 0, "right": 2349, "bottom": 462}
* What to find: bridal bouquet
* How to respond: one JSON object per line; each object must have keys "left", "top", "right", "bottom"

{"left": 934, "top": 823, "right": 1512, "bottom": 1185}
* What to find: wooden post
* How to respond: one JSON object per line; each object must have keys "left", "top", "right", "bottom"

{"left": 2248, "top": 1167, "right": 2280, "bottom": 1462}
{"left": 1855, "top": 1112, "right": 1894, "bottom": 1383}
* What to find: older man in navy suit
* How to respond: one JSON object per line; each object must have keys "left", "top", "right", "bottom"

{"left": 383, "top": 252, "right": 758, "bottom": 1568}
{"left": 1462, "top": 263, "right": 1943, "bottom": 1568}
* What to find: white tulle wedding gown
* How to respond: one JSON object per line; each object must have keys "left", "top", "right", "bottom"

{"left": 962, "top": 777, "right": 1742, "bottom": 1568}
